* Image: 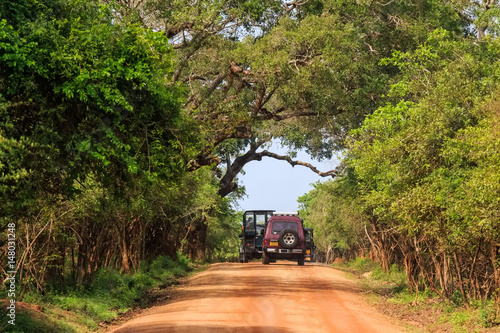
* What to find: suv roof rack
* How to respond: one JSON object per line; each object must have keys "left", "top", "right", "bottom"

{"left": 273, "top": 212, "right": 298, "bottom": 216}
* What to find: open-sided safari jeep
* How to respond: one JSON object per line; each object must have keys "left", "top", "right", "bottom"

{"left": 239, "top": 210, "right": 274, "bottom": 263}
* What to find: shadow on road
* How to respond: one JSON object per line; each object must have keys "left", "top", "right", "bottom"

{"left": 116, "top": 324, "right": 292, "bottom": 333}
{"left": 168, "top": 262, "right": 360, "bottom": 304}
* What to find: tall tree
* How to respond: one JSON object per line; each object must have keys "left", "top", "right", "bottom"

{"left": 113, "top": 0, "right": 466, "bottom": 198}
{"left": 0, "top": 0, "right": 184, "bottom": 211}
{"left": 0, "top": 0, "right": 212, "bottom": 286}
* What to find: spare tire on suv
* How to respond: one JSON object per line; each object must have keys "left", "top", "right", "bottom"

{"left": 278, "top": 229, "right": 299, "bottom": 249}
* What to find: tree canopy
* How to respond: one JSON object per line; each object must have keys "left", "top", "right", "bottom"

{"left": 300, "top": 25, "right": 500, "bottom": 307}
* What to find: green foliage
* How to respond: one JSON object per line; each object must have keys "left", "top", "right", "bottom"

{"left": 0, "top": 0, "right": 220, "bottom": 302}
{"left": 298, "top": 176, "right": 366, "bottom": 259}
{"left": 339, "top": 257, "right": 378, "bottom": 273}
{"left": 300, "top": 11, "right": 500, "bottom": 311}
{"left": 347, "top": 30, "right": 500, "bottom": 240}
{"left": 0, "top": 0, "right": 183, "bottom": 218}
{"left": 206, "top": 203, "right": 242, "bottom": 262}
{"left": 0, "top": 307, "right": 76, "bottom": 333}
{"left": 334, "top": 257, "right": 407, "bottom": 295}
{"left": 32, "top": 255, "right": 191, "bottom": 328}
{"left": 437, "top": 304, "right": 479, "bottom": 333}
{"left": 161, "top": 0, "right": 467, "bottom": 170}
{"left": 371, "top": 264, "right": 406, "bottom": 287}
{"left": 388, "top": 288, "right": 437, "bottom": 306}
{"left": 479, "top": 299, "right": 500, "bottom": 328}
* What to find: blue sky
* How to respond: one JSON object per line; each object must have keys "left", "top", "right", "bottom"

{"left": 235, "top": 143, "right": 339, "bottom": 212}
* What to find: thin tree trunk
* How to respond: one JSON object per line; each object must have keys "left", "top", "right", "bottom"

{"left": 453, "top": 252, "right": 469, "bottom": 308}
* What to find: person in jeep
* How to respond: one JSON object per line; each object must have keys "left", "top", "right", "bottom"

{"left": 262, "top": 213, "right": 306, "bottom": 266}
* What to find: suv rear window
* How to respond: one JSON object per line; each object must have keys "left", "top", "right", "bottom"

{"left": 271, "top": 221, "right": 298, "bottom": 234}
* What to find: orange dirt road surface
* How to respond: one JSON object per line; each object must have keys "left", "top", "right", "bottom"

{"left": 110, "top": 261, "right": 405, "bottom": 333}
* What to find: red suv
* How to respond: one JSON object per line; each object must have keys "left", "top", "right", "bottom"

{"left": 262, "top": 213, "right": 306, "bottom": 265}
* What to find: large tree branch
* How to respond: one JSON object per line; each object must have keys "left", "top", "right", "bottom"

{"left": 217, "top": 146, "right": 337, "bottom": 197}
{"left": 188, "top": 105, "right": 323, "bottom": 172}
{"left": 186, "top": 61, "right": 258, "bottom": 115}
{"left": 256, "top": 108, "right": 318, "bottom": 121}
{"left": 187, "top": 124, "right": 253, "bottom": 171}
{"left": 185, "top": 72, "right": 229, "bottom": 112}
{"left": 454, "top": 9, "right": 474, "bottom": 24}
{"left": 284, "top": 0, "right": 310, "bottom": 14}
{"left": 258, "top": 150, "right": 337, "bottom": 177}
{"left": 217, "top": 141, "right": 266, "bottom": 197}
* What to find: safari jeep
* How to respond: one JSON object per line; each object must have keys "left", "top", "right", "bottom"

{"left": 239, "top": 210, "right": 274, "bottom": 263}
{"left": 262, "top": 212, "right": 306, "bottom": 265}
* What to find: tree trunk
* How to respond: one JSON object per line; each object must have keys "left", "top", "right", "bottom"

{"left": 120, "top": 237, "right": 131, "bottom": 274}
{"left": 186, "top": 215, "right": 208, "bottom": 261}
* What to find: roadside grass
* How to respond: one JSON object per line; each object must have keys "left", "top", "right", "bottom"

{"left": 333, "top": 257, "right": 500, "bottom": 333}
{"left": 0, "top": 304, "right": 79, "bottom": 333}
{"left": 333, "top": 257, "right": 407, "bottom": 295}
{"left": 0, "top": 253, "right": 198, "bottom": 332}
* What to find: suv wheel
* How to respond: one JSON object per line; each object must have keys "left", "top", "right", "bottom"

{"left": 242, "top": 254, "right": 248, "bottom": 263}
{"left": 262, "top": 251, "right": 270, "bottom": 265}
{"left": 298, "top": 254, "right": 305, "bottom": 266}
{"left": 278, "top": 229, "right": 299, "bottom": 249}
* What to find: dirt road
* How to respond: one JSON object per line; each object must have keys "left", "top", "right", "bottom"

{"left": 111, "top": 261, "right": 405, "bottom": 333}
